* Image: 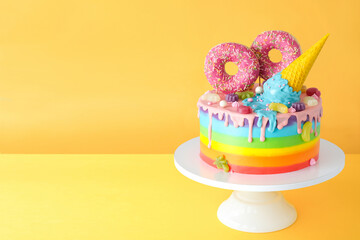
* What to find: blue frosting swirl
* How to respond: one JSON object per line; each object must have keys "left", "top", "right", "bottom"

{"left": 242, "top": 73, "right": 301, "bottom": 132}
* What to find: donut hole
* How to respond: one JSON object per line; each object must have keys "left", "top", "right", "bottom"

{"left": 224, "top": 62, "right": 239, "bottom": 75}
{"left": 268, "top": 49, "right": 283, "bottom": 63}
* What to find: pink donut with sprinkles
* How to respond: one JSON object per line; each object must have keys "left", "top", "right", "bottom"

{"left": 204, "top": 43, "right": 260, "bottom": 93}
{"left": 251, "top": 30, "right": 302, "bottom": 80}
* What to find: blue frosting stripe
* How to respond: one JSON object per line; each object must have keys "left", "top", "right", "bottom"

{"left": 199, "top": 110, "right": 320, "bottom": 138}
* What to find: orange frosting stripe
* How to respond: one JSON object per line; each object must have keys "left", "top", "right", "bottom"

{"left": 200, "top": 141, "right": 320, "bottom": 167}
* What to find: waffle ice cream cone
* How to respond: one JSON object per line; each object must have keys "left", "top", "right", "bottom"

{"left": 282, "top": 34, "right": 329, "bottom": 91}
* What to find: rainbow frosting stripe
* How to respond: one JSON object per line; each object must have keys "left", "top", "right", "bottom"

{"left": 198, "top": 91, "right": 322, "bottom": 174}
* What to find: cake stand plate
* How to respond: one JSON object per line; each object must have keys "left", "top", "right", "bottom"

{"left": 174, "top": 137, "right": 345, "bottom": 233}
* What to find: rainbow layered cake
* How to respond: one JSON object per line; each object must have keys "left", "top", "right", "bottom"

{"left": 198, "top": 31, "right": 328, "bottom": 174}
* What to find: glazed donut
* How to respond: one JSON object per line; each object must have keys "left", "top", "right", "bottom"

{"left": 251, "top": 30, "right": 301, "bottom": 80}
{"left": 204, "top": 43, "right": 260, "bottom": 94}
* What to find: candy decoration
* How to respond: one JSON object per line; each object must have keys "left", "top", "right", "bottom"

{"left": 255, "top": 86, "right": 264, "bottom": 94}
{"left": 306, "top": 87, "right": 321, "bottom": 97}
{"left": 282, "top": 34, "right": 329, "bottom": 91}
{"left": 288, "top": 107, "right": 296, "bottom": 113}
{"left": 291, "top": 102, "right": 306, "bottom": 112}
{"left": 311, "top": 94, "right": 319, "bottom": 100}
{"left": 219, "top": 100, "right": 227, "bottom": 108}
{"left": 251, "top": 31, "right": 302, "bottom": 80}
{"left": 301, "top": 121, "right": 312, "bottom": 142}
{"left": 238, "top": 105, "right": 252, "bottom": 114}
{"left": 236, "top": 91, "right": 254, "bottom": 100}
{"left": 303, "top": 96, "right": 319, "bottom": 106}
{"left": 225, "top": 93, "right": 239, "bottom": 102}
{"left": 310, "top": 158, "right": 317, "bottom": 166}
{"left": 231, "top": 102, "right": 240, "bottom": 108}
{"left": 204, "top": 43, "right": 260, "bottom": 93}
{"left": 301, "top": 85, "right": 307, "bottom": 93}
{"left": 269, "top": 102, "right": 289, "bottom": 113}
{"left": 200, "top": 92, "right": 221, "bottom": 103}
{"left": 214, "top": 155, "right": 229, "bottom": 172}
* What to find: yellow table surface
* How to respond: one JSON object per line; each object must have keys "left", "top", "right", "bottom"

{"left": 0, "top": 154, "right": 358, "bottom": 240}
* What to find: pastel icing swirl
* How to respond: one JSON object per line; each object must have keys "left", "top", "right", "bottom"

{"left": 243, "top": 73, "right": 301, "bottom": 132}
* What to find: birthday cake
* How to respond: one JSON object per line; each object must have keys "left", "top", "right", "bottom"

{"left": 198, "top": 31, "right": 328, "bottom": 174}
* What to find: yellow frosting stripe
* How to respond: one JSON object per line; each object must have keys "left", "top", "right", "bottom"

{"left": 200, "top": 133, "right": 320, "bottom": 157}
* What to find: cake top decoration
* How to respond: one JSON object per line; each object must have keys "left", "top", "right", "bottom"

{"left": 282, "top": 34, "right": 329, "bottom": 91}
{"left": 202, "top": 31, "right": 329, "bottom": 133}
{"left": 242, "top": 34, "right": 328, "bottom": 132}
{"left": 204, "top": 31, "right": 329, "bottom": 95}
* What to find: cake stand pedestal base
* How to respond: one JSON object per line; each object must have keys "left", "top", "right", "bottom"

{"left": 217, "top": 191, "right": 296, "bottom": 233}
{"left": 174, "top": 137, "right": 345, "bottom": 233}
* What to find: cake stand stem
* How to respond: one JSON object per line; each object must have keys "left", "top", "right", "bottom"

{"left": 217, "top": 191, "right": 297, "bottom": 233}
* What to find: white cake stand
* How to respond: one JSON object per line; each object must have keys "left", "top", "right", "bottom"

{"left": 174, "top": 137, "right": 345, "bottom": 233}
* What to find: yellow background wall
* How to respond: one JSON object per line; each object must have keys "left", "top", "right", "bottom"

{"left": 0, "top": 0, "right": 359, "bottom": 153}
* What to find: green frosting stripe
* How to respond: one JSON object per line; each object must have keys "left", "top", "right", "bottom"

{"left": 200, "top": 125, "right": 321, "bottom": 148}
